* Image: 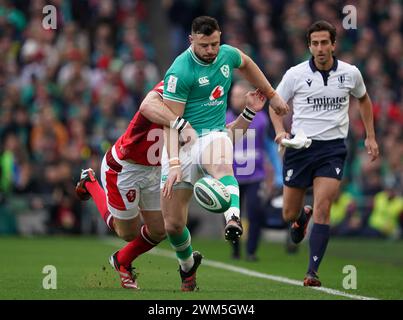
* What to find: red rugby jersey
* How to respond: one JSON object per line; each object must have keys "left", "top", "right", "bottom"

{"left": 114, "top": 81, "right": 164, "bottom": 166}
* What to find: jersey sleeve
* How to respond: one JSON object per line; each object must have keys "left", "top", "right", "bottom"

{"left": 220, "top": 44, "right": 242, "bottom": 69}
{"left": 163, "top": 59, "right": 193, "bottom": 104}
{"left": 350, "top": 66, "right": 367, "bottom": 98}
{"left": 151, "top": 80, "right": 164, "bottom": 97}
{"left": 275, "top": 69, "right": 295, "bottom": 103}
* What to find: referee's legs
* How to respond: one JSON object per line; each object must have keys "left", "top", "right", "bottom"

{"left": 307, "top": 177, "right": 341, "bottom": 280}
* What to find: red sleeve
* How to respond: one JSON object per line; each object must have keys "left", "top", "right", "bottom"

{"left": 151, "top": 80, "right": 164, "bottom": 97}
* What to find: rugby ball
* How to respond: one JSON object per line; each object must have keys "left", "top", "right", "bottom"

{"left": 193, "top": 177, "right": 231, "bottom": 213}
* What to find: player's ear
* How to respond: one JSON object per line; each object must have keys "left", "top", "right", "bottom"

{"left": 189, "top": 35, "right": 193, "bottom": 44}
{"left": 330, "top": 40, "right": 336, "bottom": 55}
{"left": 307, "top": 40, "right": 312, "bottom": 54}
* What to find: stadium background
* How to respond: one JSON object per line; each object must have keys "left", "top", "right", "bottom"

{"left": 0, "top": 0, "right": 402, "bottom": 300}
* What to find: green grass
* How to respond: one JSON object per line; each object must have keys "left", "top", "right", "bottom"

{"left": 0, "top": 236, "right": 402, "bottom": 300}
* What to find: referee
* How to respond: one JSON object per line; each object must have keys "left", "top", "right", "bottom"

{"left": 269, "top": 20, "right": 379, "bottom": 286}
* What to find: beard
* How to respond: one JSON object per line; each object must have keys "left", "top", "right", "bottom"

{"left": 194, "top": 51, "right": 217, "bottom": 63}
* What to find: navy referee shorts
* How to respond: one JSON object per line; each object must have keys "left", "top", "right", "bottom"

{"left": 282, "top": 138, "right": 347, "bottom": 188}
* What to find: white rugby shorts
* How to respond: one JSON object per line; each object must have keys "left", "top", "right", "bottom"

{"left": 100, "top": 145, "right": 161, "bottom": 220}
{"left": 160, "top": 131, "right": 233, "bottom": 189}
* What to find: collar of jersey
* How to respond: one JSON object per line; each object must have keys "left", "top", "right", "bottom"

{"left": 309, "top": 56, "right": 338, "bottom": 73}
{"left": 188, "top": 47, "right": 218, "bottom": 66}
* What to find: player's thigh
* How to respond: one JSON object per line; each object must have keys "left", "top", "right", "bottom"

{"left": 141, "top": 210, "right": 166, "bottom": 240}
{"left": 138, "top": 167, "right": 163, "bottom": 236}
{"left": 201, "top": 134, "right": 234, "bottom": 178}
{"left": 138, "top": 166, "right": 161, "bottom": 212}
{"left": 101, "top": 153, "right": 155, "bottom": 240}
{"left": 161, "top": 143, "right": 199, "bottom": 187}
{"left": 201, "top": 135, "right": 233, "bottom": 165}
{"left": 100, "top": 152, "right": 143, "bottom": 217}
{"left": 312, "top": 177, "right": 341, "bottom": 224}
{"left": 282, "top": 185, "right": 307, "bottom": 221}
{"left": 161, "top": 188, "right": 193, "bottom": 234}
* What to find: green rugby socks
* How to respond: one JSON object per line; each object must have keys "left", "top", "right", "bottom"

{"left": 219, "top": 175, "right": 240, "bottom": 222}
{"left": 167, "top": 227, "right": 194, "bottom": 272}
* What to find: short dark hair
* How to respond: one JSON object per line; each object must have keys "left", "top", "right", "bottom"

{"left": 191, "top": 16, "right": 220, "bottom": 36}
{"left": 307, "top": 20, "right": 336, "bottom": 44}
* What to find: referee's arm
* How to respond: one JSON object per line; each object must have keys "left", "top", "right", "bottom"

{"left": 269, "top": 106, "right": 290, "bottom": 145}
{"left": 357, "top": 93, "right": 379, "bottom": 162}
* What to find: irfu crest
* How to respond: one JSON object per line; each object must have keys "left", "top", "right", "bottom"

{"left": 220, "top": 64, "right": 230, "bottom": 78}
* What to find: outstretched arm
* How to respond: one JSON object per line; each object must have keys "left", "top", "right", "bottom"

{"left": 237, "top": 50, "right": 289, "bottom": 116}
{"left": 226, "top": 89, "right": 266, "bottom": 142}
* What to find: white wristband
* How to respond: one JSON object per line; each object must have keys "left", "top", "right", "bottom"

{"left": 171, "top": 116, "right": 181, "bottom": 129}
{"left": 241, "top": 106, "right": 256, "bottom": 122}
{"left": 171, "top": 116, "right": 189, "bottom": 133}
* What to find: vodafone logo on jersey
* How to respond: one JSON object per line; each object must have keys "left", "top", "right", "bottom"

{"left": 209, "top": 85, "right": 224, "bottom": 101}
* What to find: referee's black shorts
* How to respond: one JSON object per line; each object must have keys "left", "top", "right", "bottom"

{"left": 282, "top": 138, "right": 347, "bottom": 188}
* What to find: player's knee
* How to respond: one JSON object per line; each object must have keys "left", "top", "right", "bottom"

{"left": 164, "top": 222, "right": 184, "bottom": 236}
{"left": 211, "top": 163, "right": 233, "bottom": 178}
{"left": 115, "top": 228, "right": 137, "bottom": 242}
{"left": 153, "top": 232, "right": 167, "bottom": 243}
{"left": 313, "top": 204, "right": 330, "bottom": 224}
{"left": 122, "top": 233, "right": 137, "bottom": 242}
{"left": 148, "top": 227, "right": 167, "bottom": 242}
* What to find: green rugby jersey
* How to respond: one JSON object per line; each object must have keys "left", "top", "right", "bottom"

{"left": 163, "top": 44, "right": 242, "bottom": 135}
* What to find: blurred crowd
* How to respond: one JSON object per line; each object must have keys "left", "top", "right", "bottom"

{"left": 0, "top": 0, "right": 160, "bottom": 234}
{"left": 0, "top": 0, "right": 402, "bottom": 238}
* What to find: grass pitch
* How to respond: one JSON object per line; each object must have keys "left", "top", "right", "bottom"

{"left": 0, "top": 236, "right": 402, "bottom": 300}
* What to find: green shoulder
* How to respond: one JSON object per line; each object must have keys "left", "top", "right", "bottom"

{"left": 163, "top": 50, "right": 195, "bottom": 103}
{"left": 220, "top": 44, "right": 242, "bottom": 69}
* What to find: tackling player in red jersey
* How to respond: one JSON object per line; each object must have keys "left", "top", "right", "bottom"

{"left": 76, "top": 81, "right": 196, "bottom": 289}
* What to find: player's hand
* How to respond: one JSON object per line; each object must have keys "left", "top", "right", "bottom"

{"left": 269, "top": 93, "right": 289, "bottom": 116}
{"left": 245, "top": 89, "right": 267, "bottom": 112}
{"left": 179, "top": 123, "right": 198, "bottom": 151}
{"left": 163, "top": 166, "right": 182, "bottom": 199}
{"left": 365, "top": 137, "right": 379, "bottom": 162}
{"left": 274, "top": 131, "right": 291, "bottom": 155}
{"left": 274, "top": 131, "right": 291, "bottom": 145}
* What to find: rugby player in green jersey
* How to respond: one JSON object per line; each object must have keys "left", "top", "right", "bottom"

{"left": 160, "top": 16, "right": 289, "bottom": 291}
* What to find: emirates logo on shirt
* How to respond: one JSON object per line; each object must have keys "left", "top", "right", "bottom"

{"left": 209, "top": 85, "right": 224, "bottom": 101}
